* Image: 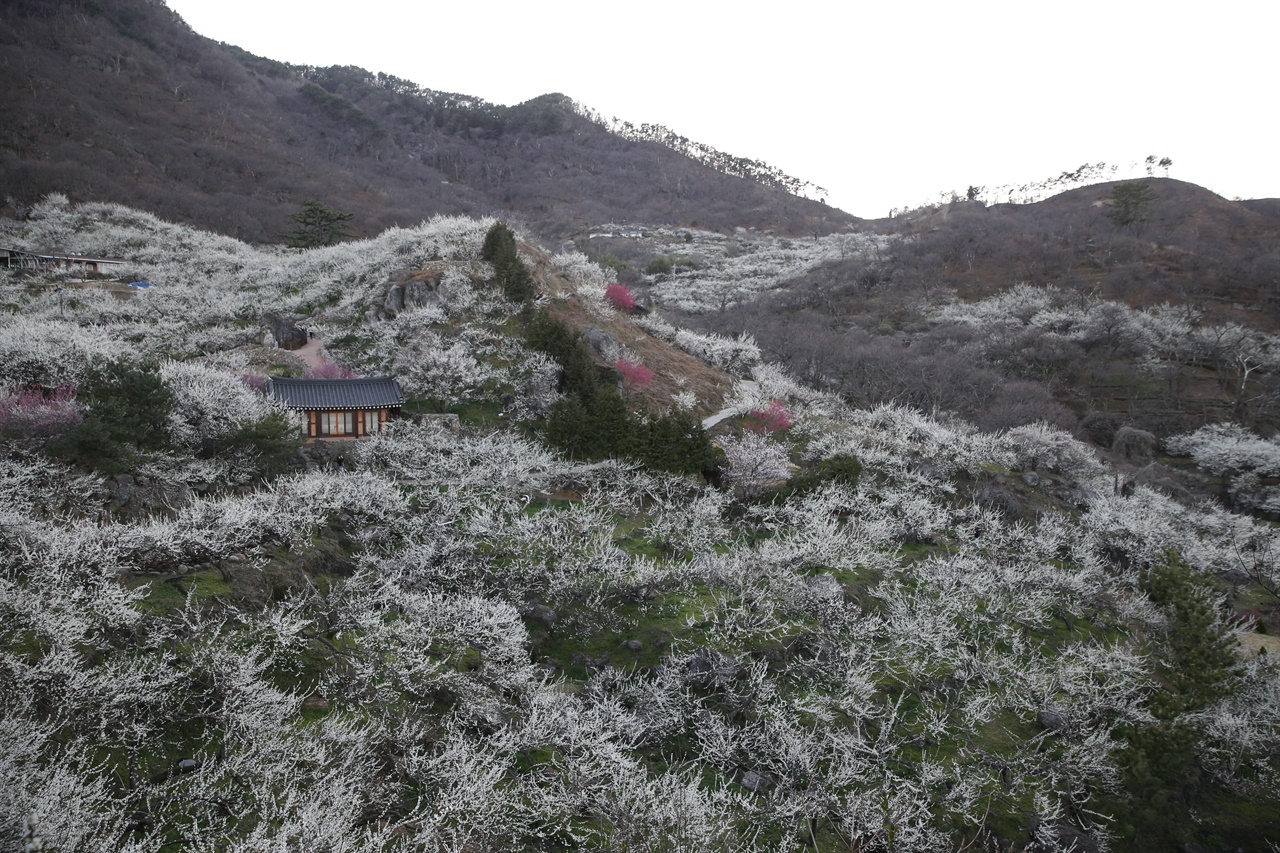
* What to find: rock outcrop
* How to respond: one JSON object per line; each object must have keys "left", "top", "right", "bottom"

{"left": 260, "top": 312, "right": 308, "bottom": 350}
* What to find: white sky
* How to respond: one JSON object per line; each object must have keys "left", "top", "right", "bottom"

{"left": 166, "top": 0, "right": 1279, "bottom": 219}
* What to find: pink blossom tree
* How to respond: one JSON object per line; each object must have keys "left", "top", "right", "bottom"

{"left": 744, "top": 400, "right": 792, "bottom": 434}
{"left": 0, "top": 384, "right": 82, "bottom": 438}
{"left": 614, "top": 360, "right": 653, "bottom": 390}
{"left": 605, "top": 283, "right": 637, "bottom": 312}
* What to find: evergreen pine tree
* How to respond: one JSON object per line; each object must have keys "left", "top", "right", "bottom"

{"left": 546, "top": 396, "right": 588, "bottom": 459}
{"left": 284, "top": 200, "right": 354, "bottom": 248}
{"left": 480, "top": 221, "right": 535, "bottom": 302}
{"left": 587, "top": 388, "right": 632, "bottom": 458}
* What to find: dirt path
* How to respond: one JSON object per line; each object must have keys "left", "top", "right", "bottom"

{"left": 292, "top": 336, "right": 327, "bottom": 370}
{"left": 702, "top": 380, "right": 758, "bottom": 429}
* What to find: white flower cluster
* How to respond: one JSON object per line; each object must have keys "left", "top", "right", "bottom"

{"left": 5, "top": 200, "right": 1280, "bottom": 851}
{"left": 643, "top": 229, "right": 891, "bottom": 313}
{"left": 160, "top": 360, "right": 279, "bottom": 450}
{"left": 551, "top": 250, "right": 612, "bottom": 317}
{"left": 934, "top": 283, "right": 1280, "bottom": 377}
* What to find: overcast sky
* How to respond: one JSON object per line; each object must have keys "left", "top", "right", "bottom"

{"left": 166, "top": 0, "right": 1278, "bottom": 219}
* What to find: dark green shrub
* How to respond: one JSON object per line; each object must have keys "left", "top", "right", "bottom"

{"left": 777, "top": 453, "right": 862, "bottom": 498}
{"left": 1106, "top": 558, "right": 1241, "bottom": 850}
{"left": 210, "top": 411, "right": 302, "bottom": 479}
{"left": 481, "top": 222, "right": 536, "bottom": 303}
{"left": 646, "top": 256, "right": 673, "bottom": 275}
{"left": 526, "top": 309, "right": 601, "bottom": 399}
{"left": 525, "top": 310, "right": 717, "bottom": 474}
{"left": 49, "top": 359, "right": 174, "bottom": 473}
{"left": 638, "top": 408, "right": 720, "bottom": 477}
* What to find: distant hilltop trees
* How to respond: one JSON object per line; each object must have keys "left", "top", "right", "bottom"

{"left": 892, "top": 157, "right": 1176, "bottom": 218}
{"left": 572, "top": 103, "right": 829, "bottom": 203}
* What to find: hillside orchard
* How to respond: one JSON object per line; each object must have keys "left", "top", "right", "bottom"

{"left": 1, "top": 200, "right": 1278, "bottom": 851}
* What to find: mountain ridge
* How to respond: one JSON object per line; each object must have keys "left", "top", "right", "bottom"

{"left": 0, "top": 0, "right": 851, "bottom": 243}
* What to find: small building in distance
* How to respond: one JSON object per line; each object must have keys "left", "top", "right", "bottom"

{"left": 267, "top": 376, "right": 404, "bottom": 440}
{"left": 1, "top": 247, "right": 128, "bottom": 276}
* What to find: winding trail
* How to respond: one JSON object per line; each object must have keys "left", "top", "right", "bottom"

{"left": 291, "top": 335, "right": 328, "bottom": 371}
{"left": 701, "top": 380, "right": 758, "bottom": 429}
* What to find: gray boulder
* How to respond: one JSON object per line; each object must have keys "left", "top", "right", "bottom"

{"left": 382, "top": 270, "right": 445, "bottom": 317}
{"left": 584, "top": 329, "right": 620, "bottom": 361}
{"left": 260, "top": 312, "right": 308, "bottom": 350}
{"left": 385, "top": 283, "right": 406, "bottom": 313}
{"left": 738, "top": 770, "right": 774, "bottom": 793}
{"left": 403, "top": 272, "right": 444, "bottom": 309}
{"left": 976, "top": 482, "right": 1023, "bottom": 518}
{"left": 1113, "top": 426, "right": 1156, "bottom": 463}
{"left": 685, "top": 647, "right": 740, "bottom": 690}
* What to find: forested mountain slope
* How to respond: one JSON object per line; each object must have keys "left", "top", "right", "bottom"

{"left": 596, "top": 179, "right": 1280, "bottom": 452}
{"left": 0, "top": 0, "right": 849, "bottom": 243}
{"left": 2, "top": 200, "right": 1279, "bottom": 851}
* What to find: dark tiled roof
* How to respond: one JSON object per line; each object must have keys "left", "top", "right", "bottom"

{"left": 268, "top": 377, "right": 404, "bottom": 410}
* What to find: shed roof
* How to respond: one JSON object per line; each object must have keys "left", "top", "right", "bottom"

{"left": 1, "top": 247, "right": 127, "bottom": 264}
{"left": 268, "top": 376, "right": 405, "bottom": 411}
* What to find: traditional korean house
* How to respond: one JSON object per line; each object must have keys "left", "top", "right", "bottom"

{"left": 267, "top": 376, "right": 404, "bottom": 440}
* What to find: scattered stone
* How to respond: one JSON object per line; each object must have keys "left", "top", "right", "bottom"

{"left": 1021, "top": 471, "right": 1040, "bottom": 487}
{"left": 403, "top": 273, "right": 443, "bottom": 309}
{"left": 523, "top": 602, "right": 557, "bottom": 631}
{"left": 379, "top": 270, "right": 445, "bottom": 317}
{"left": 739, "top": 770, "right": 774, "bottom": 793}
{"left": 976, "top": 483, "right": 1023, "bottom": 518}
{"left": 1038, "top": 707, "right": 1070, "bottom": 733}
{"left": 302, "top": 693, "right": 331, "bottom": 713}
{"left": 623, "top": 639, "right": 644, "bottom": 651}
{"left": 385, "top": 283, "right": 406, "bottom": 313}
{"left": 686, "top": 647, "right": 739, "bottom": 690}
{"left": 1059, "top": 485, "right": 1095, "bottom": 508}
{"left": 177, "top": 758, "right": 198, "bottom": 773}
{"left": 110, "top": 474, "right": 135, "bottom": 506}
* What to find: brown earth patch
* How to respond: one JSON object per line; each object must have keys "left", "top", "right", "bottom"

{"left": 1235, "top": 632, "right": 1280, "bottom": 660}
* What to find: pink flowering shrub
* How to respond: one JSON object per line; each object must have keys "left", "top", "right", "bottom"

{"left": 615, "top": 360, "right": 653, "bottom": 389}
{"left": 239, "top": 373, "right": 268, "bottom": 392}
{"left": 744, "top": 400, "right": 792, "bottom": 434}
{"left": 305, "top": 362, "right": 357, "bottom": 380}
{"left": 605, "top": 283, "right": 637, "bottom": 312}
{"left": 0, "top": 384, "right": 83, "bottom": 437}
